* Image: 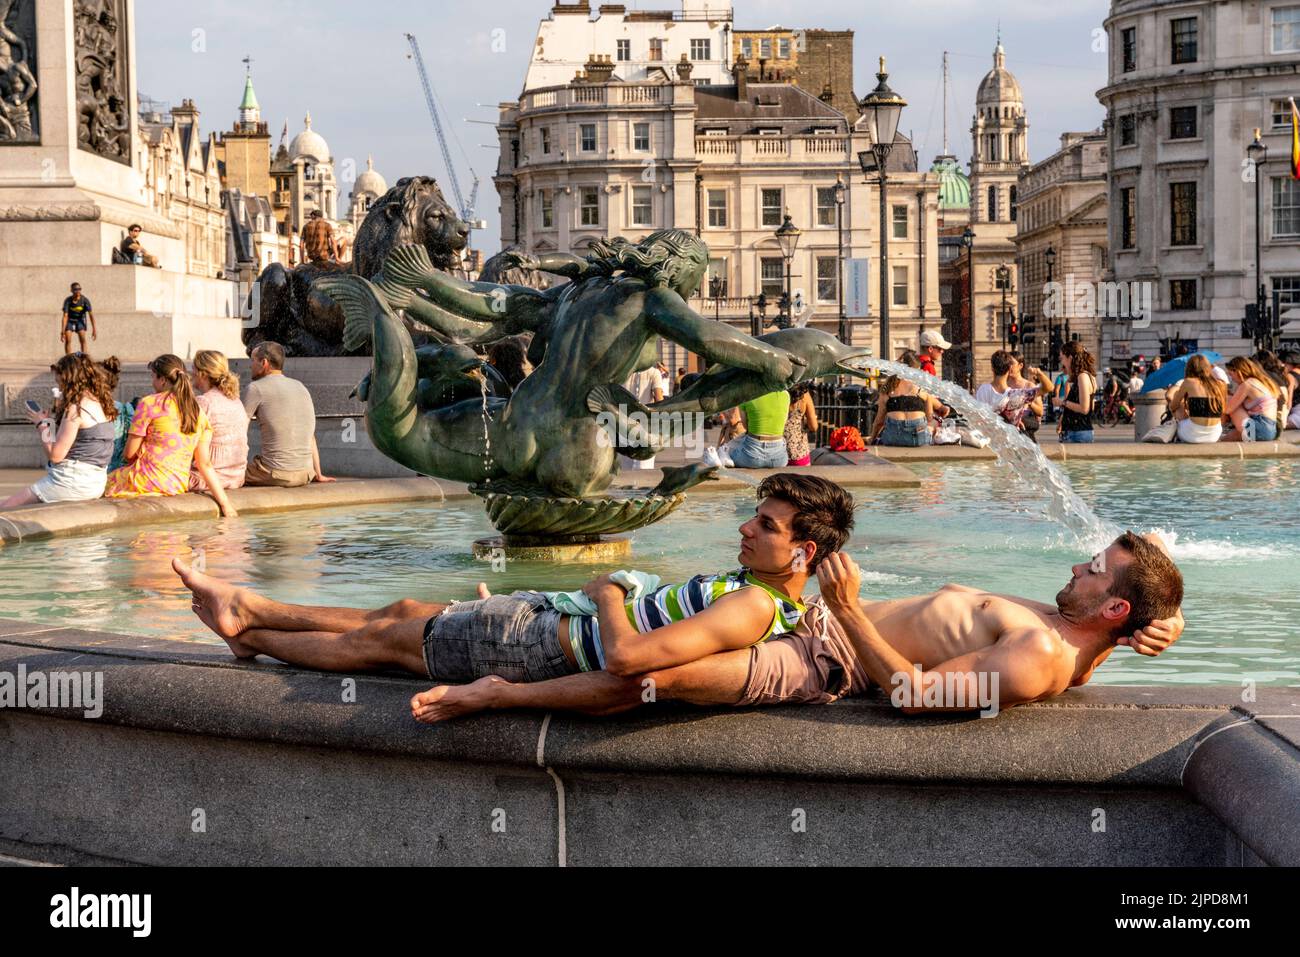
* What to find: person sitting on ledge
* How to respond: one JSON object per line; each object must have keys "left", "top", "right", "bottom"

{"left": 119, "top": 224, "right": 160, "bottom": 268}
{"left": 175, "top": 473, "right": 851, "bottom": 686}
{"left": 174, "top": 475, "right": 1185, "bottom": 721}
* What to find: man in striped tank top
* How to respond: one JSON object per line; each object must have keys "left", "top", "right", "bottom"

{"left": 173, "top": 474, "right": 857, "bottom": 692}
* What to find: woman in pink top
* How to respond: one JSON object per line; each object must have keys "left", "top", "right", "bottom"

{"left": 189, "top": 350, "right": 250, "bottom": 491}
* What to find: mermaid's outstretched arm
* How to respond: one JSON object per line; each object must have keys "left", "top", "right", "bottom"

{"left": 378, "top": 245, "right": 553, "bottom": 343}
{"left": 645, "top": 287, "right": 803, "bottom": 386}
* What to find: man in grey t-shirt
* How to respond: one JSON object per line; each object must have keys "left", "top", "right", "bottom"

{"left": 243, "top": 341, "right": 334, "bottom": 487}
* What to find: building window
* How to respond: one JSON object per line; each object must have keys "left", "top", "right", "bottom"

{"left": 816, "top": 187, "right": 838, "bottom": 226}
{"left": 1169, "top": 279, "right": 1197, "bottom": 310}
{"left": 1010, "top": 185, "right": 1018, "bottom": 223}
{"left": 580, "top": 186, "right": 600, "bottom": 226}
{"left": 741, "top": 38, "right": 753, "bottom": 59}
{"left": 1169, "top": 106, "right": 1197, "bottom": 139}
{"left": 1170, "top": 182, "right": 1197, "bottom": 246}
{"left": 649, "top": 38, "right": 663, "bottom": 61}
{"left": 892, "top": 204, "right": 908, "bottom": 238}
{"left": 760, "top": 257, "right": 785, "bottom": 298}
{"left": 939, "top": 283, "right": 954, "bottom": 305}
{"left": 690, "top": 39, "right": 711, "bottom": 61}
{"left": 778, "top": 38, "right": 791, "bottom": 59}
{"left": 892, "top": 266, "right": 908, "bottom": 306}
{"left": 987, "top": 185, "right": 998, "bottom": 222}
{"left": 1118, "top": 114, "right": 1136, "bottom": 146}
{"left": 760, "top": 38, "right": 772, "bottom": 59}
{"left": 631, "top": 186, "right": 653, "bottom": 226}
{"left": 1273, "top": 275, "right": 1300, "bottom": 307}
{"left": 1122, "top": 26, "right": 1137, "bottom": 72}
{"left": 633, "top": 122, "right": 651, "bottom": 152}
{"left": 1274, "top": 177, "right": 1300, "bottom": 237}
{"left": 1273, "top": 98, "right": 1298, "bottom": 128}
{"left": 1121, "top": 186, "right": 1136, "bottom": 250}
{"left": 541, "top": 127, "right": 551, "bottom": 154}
{"left": 539, "top": 190, "right": 553, "bottom": 228}
{"left": 707, "top": 189, "right": 727, "bottom": 227}
{"left": 1274, "top": 6, "right": 1300, "bottom": 53}
{"left": 580, "top": 124, "right": 597, "bottom": 152}
{"left": 1171, "top": 17, "right": 1198, "bottom": 64}
{"left": 816, "top": 257, "right": 838, "bottom": 302}
{"left": 617, "top": 39, "right": 630, "bottom": 62}
{"left": 761, "top": 188, "right": 783, "bottom": 227}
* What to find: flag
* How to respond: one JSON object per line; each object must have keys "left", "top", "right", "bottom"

{"left": 1291, "top": 97, "right": 1299, "bottom": 180}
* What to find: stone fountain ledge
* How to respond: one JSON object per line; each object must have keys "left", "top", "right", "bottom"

{"left": 0, "top": 618, "right": 1295, "bottom": 866}
{"left": 870, "top": 435, "right": 1300, "bottom": 462}
{"left": 0, "top": 463, "right": 919, "bottom": 547}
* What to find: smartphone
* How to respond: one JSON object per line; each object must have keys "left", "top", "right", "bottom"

{"left": 25, "top": 399, "right": 42, "bottom": 414}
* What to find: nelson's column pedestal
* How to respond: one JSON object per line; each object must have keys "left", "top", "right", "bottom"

{"left": 0, "top": 0, "right": 243, "bottom": 364}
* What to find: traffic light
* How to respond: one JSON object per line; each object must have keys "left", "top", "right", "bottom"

{"left": 1008, "top": 318, "right": 1020, "bottom": 346}
{"left": 1021, "top": 316, "right": 1036, "bottom": 345}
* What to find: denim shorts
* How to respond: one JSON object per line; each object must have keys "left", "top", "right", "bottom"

{"left": 31, "top": 459, "right": 107, "bottom": 503}
{"left": 1247, "top": 414, "right": 1279, "bottom": 441}
{"left": 727, "top": 434, "right": 789, "bottom": 469}
{"left": 423, "top": 591, "right": 574, "bottom": 683}
{"left": 879, "top": 417, "right": 931, "bottom": 447}
{"left": 1060, "top": 430, "right": 1094, "bottom": 443}
{"left": 64, "top": 318, "right": 87, "bottom": 333}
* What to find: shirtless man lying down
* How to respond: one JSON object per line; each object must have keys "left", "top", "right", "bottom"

{"left": 406, "top": 530, "right": 1184, "bottom": 721}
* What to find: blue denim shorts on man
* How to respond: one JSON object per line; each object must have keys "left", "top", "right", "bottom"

{"left": 423, "top": 591, "right": 574, "bottom": 683}
{"left": 65, "top": 318, "right": 87, "bottom": 333}
{"left": 727, "top": 434, "right": 789, "bottom": 469}
{"left": 1246, "top": 414, "right": 1279, "bottom": 441}
{"left": 879, "top": 417, "right": 932, "bottom": 447}
{"left": 1060, "top": 430, "right": 1094, "bottom": 443}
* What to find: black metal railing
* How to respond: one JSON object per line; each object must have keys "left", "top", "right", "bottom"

{"left": 809, "top": 380, "right": 878, "bottom": 448}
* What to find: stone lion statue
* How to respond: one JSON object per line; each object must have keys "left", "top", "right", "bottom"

{"left": 245, "top": 176, "right": 470, "bottom": 357}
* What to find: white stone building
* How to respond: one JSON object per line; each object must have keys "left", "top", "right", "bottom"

{"left": 347, "top": 156, "right": 388, "bottom": 230}
{"left": 495, "top": 58, "right": 942, "bottom": 363}
{"left": 524, "top": 0, "right": 734, "bottom": 92}
{"left": 1014, "top": 131, "right": 1109, "bottom": 368}
{"left": 1097, "top": 0, "right": 1300, "bottom": 361}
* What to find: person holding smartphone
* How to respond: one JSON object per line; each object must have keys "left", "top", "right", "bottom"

{"left": 1, "top": 354, "right": 118, "bottom": 509}
{"left": 60, "top": 282, "right": 96, "bottom": 355}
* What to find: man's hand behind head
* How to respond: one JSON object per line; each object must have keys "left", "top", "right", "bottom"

{"left": 1117, "top": 607, "right": 1184, "bottom": 657}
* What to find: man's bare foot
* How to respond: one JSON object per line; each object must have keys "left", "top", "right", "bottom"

{"left": 172, "top": 557, "right": 256, "bottom": 657}
{"left": 410, "top": 675, "right": 509, "bottom": 723}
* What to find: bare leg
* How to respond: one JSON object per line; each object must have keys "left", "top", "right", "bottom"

{"left": 173, "top": 558, "right": 445, "bottom": 647}
{"left": 0, "top": 487, "right": 40, "bottom": 510}
{"left": 237, "top": 616, "right": 429, "bottom": 674}
{"left": 410, "top": 646, "right": 753, "bottom": 723}
{"left": 1222, "top": 407, "right": 1248, "bottom": 442}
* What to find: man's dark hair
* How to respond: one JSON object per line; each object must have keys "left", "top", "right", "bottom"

{"left": 990, "top": 350, "right": 1013, "bottom": 376}
{"left": 310, "top": 209, "right": 323, "bottom": 219}
{"left": 486, "top": 336, "right": 530, "bottom": 389}
{"left": 1280, "top": 350, "right": 1300, "bottom": 366}
{"left": 129, "top": 223, "right": 142, "bottom": 232}
{"left": 756, "top": 473, "right": 855, "bottom": 571}
{"left": 1108, "top": 531, "right": 1183, "bottom": 635}
{"left": 70, "top": 282, "right": 81, "bottom": 291}
{"left": 252, "top": 341, "right": 286, "bottom": 370}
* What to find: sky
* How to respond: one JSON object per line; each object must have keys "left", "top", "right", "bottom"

{"left": 136, "top": 0, "right": 1112, "bottom": 253}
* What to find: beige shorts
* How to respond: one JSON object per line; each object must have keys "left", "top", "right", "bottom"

{"left": 738, "top": 617, "right": 869, "bottom": 707}
{"left": 244, "top": 454, "right": 311, "bottom": 488}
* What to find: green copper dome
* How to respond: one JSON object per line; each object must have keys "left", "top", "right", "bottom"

{"left": 240, "top": 74, "right": 260, "bottom": 111}
{"left": 930, "top": 154, "right": 970, "bottom": 210}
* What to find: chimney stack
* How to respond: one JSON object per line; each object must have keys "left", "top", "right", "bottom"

{"left": 732, "top": 57, "right": 748, "bottom": 101}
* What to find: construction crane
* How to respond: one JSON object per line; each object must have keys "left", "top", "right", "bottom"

{"left": 405, "top": 32, "right": 484, "bottom": 229}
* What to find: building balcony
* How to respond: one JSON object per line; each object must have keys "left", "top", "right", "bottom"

{"left": 523, "top": 83, "right": 683, "bottom": 113}
{"left": 694, "top": 135, "right": 849, "bottom": 164}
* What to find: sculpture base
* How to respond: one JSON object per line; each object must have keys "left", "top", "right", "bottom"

{"left": 471, "top": 536, "right": 631, "bottom": 564}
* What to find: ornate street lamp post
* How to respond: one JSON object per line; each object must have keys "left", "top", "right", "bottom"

{"left": 996, "top": 263, "right": 1010, "bottom": 351}
{"left": 709, "top": 273, "right": 724, "bottom": 321}
{"left": 961, "top": 225, "right": 976, "bottom": 390}
{"left": 834, "top": 176, "right": 847, "bottom": 343}
{"left": 775, "top": 212, "right": 801, "bottom": 330}
{"left": 1247, "top": 130, "right": 1269, "bottom": 349}
{"left": 1044, "top": 245, "right": 1057, "bottom": 371}
{"left": 858, "top": 57, "right": 907, "bottom": 363}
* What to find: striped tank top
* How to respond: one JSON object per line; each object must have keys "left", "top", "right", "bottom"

{"left": 568, "top": 569, "right": 806, "bottom": 673}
